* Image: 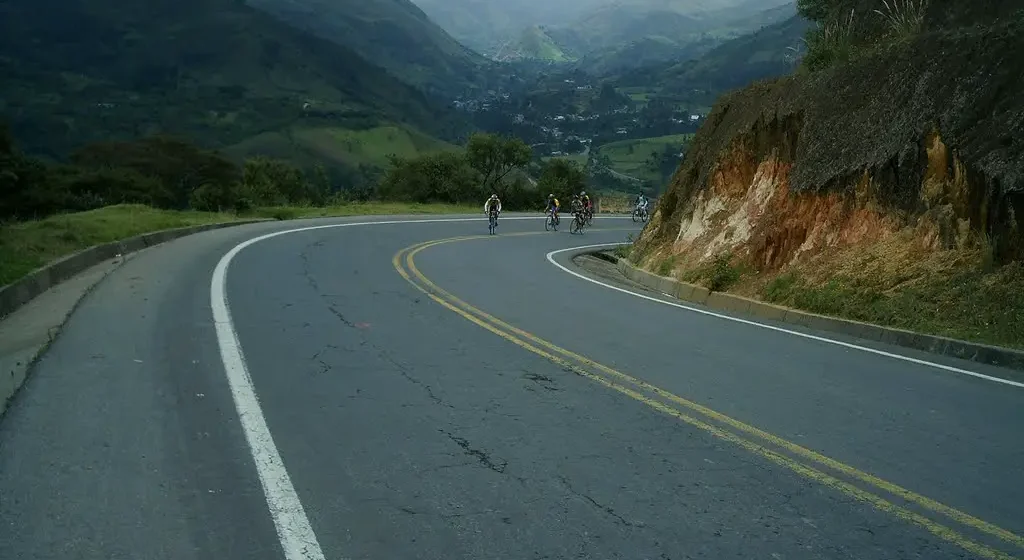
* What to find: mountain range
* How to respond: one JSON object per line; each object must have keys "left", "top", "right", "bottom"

{"left": 614, "top": 14, "right": 810, "bottom": 93}
{"left": 0, "top": 0, "right": 469, "bottom": 158}
{"left": 412, "top": 0, "right": 796, "bottom": 59}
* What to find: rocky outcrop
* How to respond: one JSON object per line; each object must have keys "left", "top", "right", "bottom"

{"left": 636, "top": 8, "right": 1024, "bottom": 272}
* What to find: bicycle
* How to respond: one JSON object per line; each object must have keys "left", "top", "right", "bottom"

{"left": 584, "top": 206, "right": 594, "bottom": 226}
{"left": 487, "top": 208, "right": 499, "bottom": 235}
{"left": 632, "top": 204, "right": 649, "bottom": 223}
{"left": 570, "top": 209, "right": 587, "bottom": 234}
{"left": 544, "top": 209, "right": 560, "bottom": 231}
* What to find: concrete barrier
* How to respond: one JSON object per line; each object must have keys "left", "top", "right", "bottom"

{"left": 0, "top": 220, "right": 268, "bottom": 320}
{"left": 606, "top": 255, "right": 1024, "bottom": 372}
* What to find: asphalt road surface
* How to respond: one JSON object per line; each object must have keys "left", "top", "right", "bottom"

{"left": 1, "top": 214, "right": 1022, "bottom": 560}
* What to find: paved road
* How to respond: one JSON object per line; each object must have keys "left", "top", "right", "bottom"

{"left": 1, "top": 214, "right": 1022, "bottom": 560}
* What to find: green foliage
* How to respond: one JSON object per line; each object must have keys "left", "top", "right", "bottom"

{"left": 71, "top": 136, "right": 239, "bottom": 209}
{"left": 797, "top": 0, "right": 833, "bottom": 22}
{"left": 708, "top": 254, "right": 741, "bottom": 291}
{"left": 802, "top": 9, "right": 859, "bottom": 70}
{"left": 613, "top": 240, "right": 633, "bottom": 260}
{"left": 874, "top": 0, "right": 927, "bottom": 39}
{"left": 657, "top": 256, "right": 675, "bottom": 277}
{"left": 1, "top": 126, "right": 329, "bottom": 220}
{"left": 378, "top": 152, "right": 483, "bottom": 204}
{"left": 537, "top": 159, "right": 587, "bottom": 205}
{"left": 761, "top": 264, "right": 1024, "bottom": 349}
{"left": 465, "top": 133, "right": 533, "bottom": 197}
{"left": 681, "top": 253, "right": 742, "bottom": 291}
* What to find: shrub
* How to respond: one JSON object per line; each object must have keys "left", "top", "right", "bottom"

{"left": 708, "top": 254, "right": 741, "bottom": 291}
{"left": 377, "top": 152, "right": 483, "bottom": 204}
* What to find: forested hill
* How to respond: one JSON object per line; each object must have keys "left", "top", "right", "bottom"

{"left": 0, "top": 0, "right": 468, "bottom": 158}
{"left": 244, "top": 0, "right": 488, "bottom": 97}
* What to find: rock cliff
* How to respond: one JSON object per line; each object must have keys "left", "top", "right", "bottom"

{"left": 635, "top": 6, "right": 1024, "bottom": 274}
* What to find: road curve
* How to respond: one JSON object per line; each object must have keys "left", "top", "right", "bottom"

{"left": 1, "top": 214, "right": 1022, "bottom": 560}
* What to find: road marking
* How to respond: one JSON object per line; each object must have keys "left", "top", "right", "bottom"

{"left": 211, "top": 217, "right": 638, "bottom": 559}
{"left": 395, "top": 235, "right": 1024, "bottom": 559}
{"left": 546, "top": 243, "right": 1024, "bottom": 389}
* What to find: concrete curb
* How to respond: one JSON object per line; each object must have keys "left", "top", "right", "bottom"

{"left": 0, "top": 219, "right": 268, "bottom": 320}
{"left": 571, "top": 248, "right": 1024, "bottom": 372}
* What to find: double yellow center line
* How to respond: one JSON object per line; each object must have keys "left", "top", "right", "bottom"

{"left": 393, "top": 234, "right": 1023, "bottom": 560}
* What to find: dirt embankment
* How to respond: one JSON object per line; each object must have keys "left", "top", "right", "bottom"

{"left": 633, "top": 7, "right": 1024, "bottom": 347}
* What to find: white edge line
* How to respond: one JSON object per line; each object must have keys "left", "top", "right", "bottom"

{"left": 547, "top": 243, "right": 1024, "bottom": 389}
{"left": 209, "top": 216, "right": 640, "bottom": 560}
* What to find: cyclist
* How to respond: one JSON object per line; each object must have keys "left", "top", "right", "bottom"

{"left": 580, "top": 190, "right": 593, "bottom": 219}
{"left": 484, "top": 193, "right": 502, "bottom": 227}
{"left": 635, "top": 191, "right": 649, "bottom": 212}
{"left": 545, "top": 193, "right": 560, "bottom": 224}
{"left": 570, "top": 193, "right": 583, "bottom": 214}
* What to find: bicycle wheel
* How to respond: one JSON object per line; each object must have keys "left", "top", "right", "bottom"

{"left": 489, "top": 216, "right": 496, "bottom": 235}
{"left": 545, "top": 214, "right": 552, "bottom": 231}
{"left": 641, "top": 208, "right": 649, "bottom": 222}
{"left": 586, "top": 212, "right": 593, "bottom": 226}
{"left": 570, "top": 217, "right": 581, "bottom": 234}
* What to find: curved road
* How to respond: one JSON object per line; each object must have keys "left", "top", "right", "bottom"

{"left": 1, "top": 214, "right": 1022, "bottom": 560}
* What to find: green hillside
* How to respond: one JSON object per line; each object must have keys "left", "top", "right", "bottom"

{"left": 0, "top": 0, "right": 465, "bottom": 159}
{"left": 513, "top": 26, "right": 574, "bottom": 62}
{"left": 226, "top": 125, "right": 458, "bottom": 171}
{"left": 245, "top": 0, "right": 487, "bottom": 96}
{"left": 595, "top": 134, "right": 694, "bottom": 183}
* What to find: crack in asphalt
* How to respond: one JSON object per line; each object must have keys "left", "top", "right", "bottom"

{"left": 558, "top": 475, "right": 637, "bottom": 527}
{"left": 522, "top": 371, "right": 561, "bottom": 391}
{"left": 300, "top": 240, "right": 456, "bottom": 409}
{"left": 380, "top": 351, "right": 454, "bottom": 409}
{"left": 442, "top": 431, "right": 508, "bottom": 474}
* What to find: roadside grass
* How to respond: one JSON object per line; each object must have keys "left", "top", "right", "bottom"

{"left": 680, "top": 253, "right": 745, "bottom": 292}
{"left": 0, "top": 202, "right": 477, "bottom": 287}
{"left": 745, "top": 233, "right": 1024, "bottom": 349}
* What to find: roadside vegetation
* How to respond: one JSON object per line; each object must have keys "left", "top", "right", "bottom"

{"left": 798, "top": 0, "right": 931, "bottom": 71}
{"left": 753, "top": 234, "right": 1024, "bottom": 349}
{"left": 659, "top": 234, "right": 1024, "bottom": 349}
{"left": 0, "top": 122, "right": 591, "bottom": 286}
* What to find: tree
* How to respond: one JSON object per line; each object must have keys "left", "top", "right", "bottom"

{"left": 377, "top": 152, "right": 482, "bottom": 204}
{"left": 465, "top": 133, "right": 532, "bottom": 197}
{"left": 238, "top": 156, "right": 314, "bottom": 206}
{"left": 537, "top": 159, "right": 586, "bottom": 204}
{"left": 310, "top": 163, "right": 331, "bottom": 206}
{"left": 71, "top": 135, "right": 238, "bottom": 209}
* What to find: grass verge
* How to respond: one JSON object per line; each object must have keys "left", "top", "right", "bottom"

{"left": 0, "top": 202, "right": 476, "bottom": 287}
{"left": 727, "top": 233, "right": 1024, "bottom": 350}
{"left": 638, "top": 230, "right": 1024, "bottom": 349}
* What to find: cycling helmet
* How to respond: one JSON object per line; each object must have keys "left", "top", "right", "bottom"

{"left": 490, "top": 194, "right": 498, "bottom": 199}
{"left": 548, "top": 193, "right": 554, "bottom": 198}
{"left": 581, "top": 191, "right": 587, "bottom": 196}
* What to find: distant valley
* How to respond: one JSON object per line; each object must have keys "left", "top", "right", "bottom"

{"left": 1, "top": 0, "right": 810, "bottom": 201}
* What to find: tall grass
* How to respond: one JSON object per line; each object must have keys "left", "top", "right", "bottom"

{"left": 874, "top": 0, "right": 927, "bottom": 38}
{"left": 803, "top": 9, "right": 858, "bottom": 70}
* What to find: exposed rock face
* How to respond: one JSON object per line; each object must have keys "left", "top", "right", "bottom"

{"left": 636, "top": 8, "right": 1024, "bottom": 272}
